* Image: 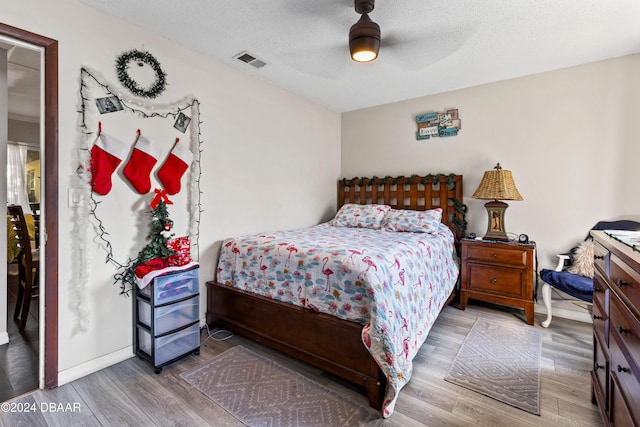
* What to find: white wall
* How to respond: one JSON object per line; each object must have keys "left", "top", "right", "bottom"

{"left": 4, "top": 0, "right": 341, "bottom": 382}
{"left": 342, "top": 54, "right": 640, "bottom": 269}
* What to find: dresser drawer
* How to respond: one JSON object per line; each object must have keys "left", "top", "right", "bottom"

{"left": 465, "top": 244, "right": 529, "bottom": 267}
{"left": 610, "top": 374, "right": 636, "bottom": 427}
{"left": 466, "top": 264, "right": 527, "bottom": 298}
{"left": 138, "top": 294, "right": 199, "bottom": 336}
{"left": 589, "top": 231, "right": 640, "bottom": 426}
{"left": 611, "top": 255, "right": 640, "bottom": 310}
{"left": 609, "top": 334, "right": 640, "bottom": 423}
{"left": 138, "top": 322, "right": 200, "bottom": 366}
{"left": 610, "top": 295, "right": 640, "bottom": 373}
{"left": 594, "top": 240, "right": 610, "bottom": 276}
{"left": 593, "top": 273, "right": 609, "bottom": 318}
{"left": 593, "top": 292, "right": 609, "bottom": 348}
{"left": 139, "top": 268, "right": 200, "bottom": 305}
{"left": 593, "top": 333, "right": 608, "bottom": 402}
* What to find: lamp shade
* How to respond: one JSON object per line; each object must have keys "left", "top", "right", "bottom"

{"left": 349, "top": 14, "right": 380, "bottom": 62}
{"left": 472, "top": 163, "right": 523, "bottom": 201}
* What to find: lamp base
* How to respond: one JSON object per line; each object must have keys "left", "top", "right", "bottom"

{"left": 483, "top": 200, "right": 510, "bottom": 241}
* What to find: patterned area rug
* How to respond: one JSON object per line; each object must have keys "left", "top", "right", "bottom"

{"left": 445, "top": 318, "right": 542, "bottom": 415}
{"left": 180, "top": 345, "right": 379, "bottom": 426}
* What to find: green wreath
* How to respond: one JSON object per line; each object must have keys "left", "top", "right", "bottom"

{"left": 116, "top": 49, "right": 167, "bottom": 98}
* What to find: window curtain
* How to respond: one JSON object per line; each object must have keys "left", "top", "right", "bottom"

{"left": 7, "top": 143, "right": 32, "bottom": 214}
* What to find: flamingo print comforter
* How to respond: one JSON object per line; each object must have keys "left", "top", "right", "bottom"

{"left": 216, "top": 222, "right": 459, "bottom": 417}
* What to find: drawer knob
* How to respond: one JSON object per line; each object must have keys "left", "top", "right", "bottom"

{"left": 594, "top": 362, "right": 604, "bottom": 371}
{"left": 492, "top": 253, "right": 497, "bottom": 258}
{"left": 618, "top": 325, "right": 629, "bottom": 334}
{"left": 593, "top": 314, "right": 602, "bottom": 320}
{"left": 594, "top": 255, "right": 605, "bottom": 260}
{"left": 617, "top": 365, "right": 630, "bottom": 373}
{"left": 617, "top": 279, "right": 629, "bottom": 287}
{"left": 491, "top": 278, "right": 498, "bottom": 284}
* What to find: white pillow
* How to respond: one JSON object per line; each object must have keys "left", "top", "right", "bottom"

{"left": 330, "top": 204, "right": 391, "bottom": 229}
{"left": 381, "top": 208, "right": 443, "bottom": 233}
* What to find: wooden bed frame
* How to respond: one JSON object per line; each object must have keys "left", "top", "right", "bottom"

{"left": 206, "top": 174, "right": 464, "bottom": 409}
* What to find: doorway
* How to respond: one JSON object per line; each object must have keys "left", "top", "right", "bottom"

{"left": 0, "top": 23, "right": 58, "bottom": 399}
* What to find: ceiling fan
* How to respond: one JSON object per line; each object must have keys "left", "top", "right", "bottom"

{"left": 274, "top": 0, "right": 474, "bottom": 79}
{"left": 349, "top": 0, "right": 380, "bottom": 62}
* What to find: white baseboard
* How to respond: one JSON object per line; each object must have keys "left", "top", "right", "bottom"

{"left": 0, "top": 331, "right": 8, "bottom": 346}
{"left": 57, "top": 346, "right": 134, "bottom": 386}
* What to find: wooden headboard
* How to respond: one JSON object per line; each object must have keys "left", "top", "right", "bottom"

{"left": 337, "top": 174, "right": 466, "bottom": 240}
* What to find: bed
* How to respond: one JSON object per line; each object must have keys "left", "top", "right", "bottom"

{"left": 206, "top": 174, "right": 465, "bottom": 417}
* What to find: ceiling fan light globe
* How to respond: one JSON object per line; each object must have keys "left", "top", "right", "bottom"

{"left": 352, "top": 49, "right": 377, "bottom": 62}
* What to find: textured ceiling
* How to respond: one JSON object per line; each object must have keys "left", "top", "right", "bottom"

{"left": 5, "top": 45, "right": 41, "bottom": 122}
{"left": 50, "top": 1, "right": 640, "bottom": 111}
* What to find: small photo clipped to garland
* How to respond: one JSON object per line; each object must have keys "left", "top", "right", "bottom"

{"left": 173, "top": 112, "right": 191, "bottom": 133}
{"left": 96, "top": 96, "right": 124, "bottom": 114}
{"left": 116, "top": 49, "right": 167, "bottom": 99}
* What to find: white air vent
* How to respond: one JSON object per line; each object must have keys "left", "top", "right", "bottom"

{"left": 233, "top": 51, "right": 267, "bottom": 69}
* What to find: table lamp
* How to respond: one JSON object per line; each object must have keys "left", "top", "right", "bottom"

{"left": 472, "top": 163, "right": 523, "bottom": 241}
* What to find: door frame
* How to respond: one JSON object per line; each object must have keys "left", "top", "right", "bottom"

{"left": 1, "top": 22, "right": 58, "bottom": 388}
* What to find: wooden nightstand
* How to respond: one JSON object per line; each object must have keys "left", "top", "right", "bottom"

{"left": 460, "top": 238, "right": 536, "bottom": 325}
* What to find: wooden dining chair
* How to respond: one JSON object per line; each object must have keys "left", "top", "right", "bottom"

{"left": 7, "top": 204, "right": 39, "bottom": 330}
{"left": 29, "top": 202, "right": 40, "bottom": 249}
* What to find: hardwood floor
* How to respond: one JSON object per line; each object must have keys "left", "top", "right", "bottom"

{"left": 0, "top": 300, "right": 602, "bottom": 426}
{"left": 1, "top": 271, "right": 39, "bottom": 403}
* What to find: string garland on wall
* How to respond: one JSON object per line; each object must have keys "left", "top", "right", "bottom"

{"left": 72, "top": 65, "right": 203, "bottom": 332}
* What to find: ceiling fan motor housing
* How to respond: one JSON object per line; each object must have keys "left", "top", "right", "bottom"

{"left": 354, "top": 0, "right": 375, "bottom": 14}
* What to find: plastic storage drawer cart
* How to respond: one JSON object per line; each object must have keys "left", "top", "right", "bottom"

{"left": 134, "top": 266, "right": 200, "bottom": 373}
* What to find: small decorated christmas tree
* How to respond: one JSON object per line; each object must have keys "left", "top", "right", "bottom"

{"left": 114, "top": 199, "right": 176, "bottom": 295}
{"left": 138, "top": 200, "right": 175, "bottom": 262}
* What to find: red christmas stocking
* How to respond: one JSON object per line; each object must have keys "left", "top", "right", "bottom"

{"left": 157, "top": 139, "right": 193, "bottom": 195}
{"left": 90, "top": 133, "right": 128, "bottom": 195}
{"left": 123, "top": 134, "right": 162, "bottom": 194}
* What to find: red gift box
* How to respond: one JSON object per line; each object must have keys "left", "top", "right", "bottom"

{"left": 166, "top": 236, "right": 192, "bottom": 266}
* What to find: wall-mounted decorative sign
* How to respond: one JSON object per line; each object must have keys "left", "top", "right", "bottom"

{"left": 416, "top": 109, "right": 461, "bottom": 140}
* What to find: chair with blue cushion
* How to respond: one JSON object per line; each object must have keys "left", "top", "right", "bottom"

{"left": 540, "top": 219, "right": 640, "bottom": 328}
{"left": 540, "top": 254, "right": 593, "bottom": 328}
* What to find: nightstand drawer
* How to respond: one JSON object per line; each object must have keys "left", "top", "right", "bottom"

{"left": 466, "top": 244, "right": 529, "bottom": 267}
{"left": 466, "top": 264, "right": 526, "bottom": 298}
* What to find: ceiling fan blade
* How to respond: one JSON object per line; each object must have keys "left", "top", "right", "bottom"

{"left": 380, "top": 25, "right": 476, "bottom": 70}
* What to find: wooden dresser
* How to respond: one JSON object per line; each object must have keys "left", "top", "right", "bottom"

{"left": 591, "top": 230, "right": 640, "bottom": 426}
{"left": 460, "top": 239, "right": 535, "bottom": 325}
